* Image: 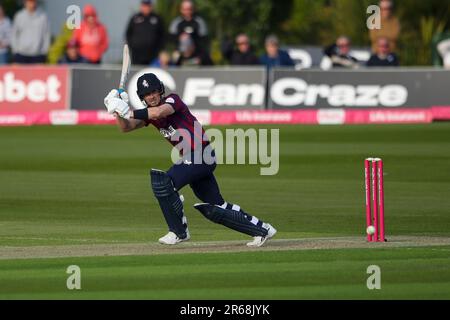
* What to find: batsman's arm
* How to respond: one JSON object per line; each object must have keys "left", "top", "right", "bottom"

{"left": 131, "top": 104, "right": 175, "bottom": 121}
{"left": 115, "top": 113, "right": 145, "bottom": 133}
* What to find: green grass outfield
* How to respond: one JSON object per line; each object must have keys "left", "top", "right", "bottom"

{"left": 0, "top": 123, "right": 450, "bottom": 299}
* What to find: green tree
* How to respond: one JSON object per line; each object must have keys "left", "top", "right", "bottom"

{"left": 196, "top": 0, "right": 272, "bottom": 43}
{"left": 156, "top": 0, "right": 180, "bottom": 22}
{"left": 395, "top": 0, "right": 450, "bottom": 65}
{"left": 277, "top": 0, "right": 450, "bottom": 65}
{"left": 279, "top": 0, "right": 372, "bottom": 46}
{"left": 156, "top": 0, "right": 274, "bottom": 63}
{"left": 279, "top": 0, "right": 332, "bottom": 45}
{"left": 155, "top": 0, "right": 179, "bottom": 52}
{"left": 330, "top": 0, "right": 373, "bottom": 46}
{"left": 154, "top": 0, "right": 450, "bottom": 66}
{"left": 196, "top": 0, "right": 273, "bottom": 63}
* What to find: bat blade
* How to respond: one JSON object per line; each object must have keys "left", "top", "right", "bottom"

{"left": 119, "top": 44, "right": 131, "bottom": 91}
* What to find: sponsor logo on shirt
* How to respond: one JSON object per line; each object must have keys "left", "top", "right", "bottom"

{"left": 159, "top": 125, "right": 177, "bottom": 138}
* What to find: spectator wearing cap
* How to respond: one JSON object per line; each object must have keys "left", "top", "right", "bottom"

{"left": 173, "top": 33, "right": 212, "bottom": 67}
{"left": 11, "top": 0, "right": 50, "bottom": 63}
{"left": 126, "top": 0, "right": 165, "bottom": 65}
{"left": 72, "top": 4, "right": 109, "bottom": 64}
{"left": 169, "top": 0, "right": 208, "bottom": 51}
{"left": 58, "top": 40, "right": 88, "bottom": 64}
{"left": 367, "top": 37, "right": 399, "bottom": 67}
{"left": 223, "top": 34, "right": 260, "bottom": 66}
{"left": 369, "top": 0, "right": 400, "bottom": 53}
{"left": 0, "top": 4, "right": 12, "bottom": 64}
{"left": 324, "top": 36, "right": 359, "bottom": 68}
{"left": 260, "top": 35, "right": 295, "bottom": 69}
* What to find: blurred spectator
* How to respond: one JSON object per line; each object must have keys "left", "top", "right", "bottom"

{"left": 72, "top": 4, "right": 109, "bottom": 64}
{"left": 369, "top": 0, "right": 400, "bottom": 53}
{"left": 432, "top": 30, "right": 450, "bottom": 67}
{"left": 169, "top": 0, "right": 208, "bottom": 50}
{"left": 0, "top": 4, "right": 12, "bottom": 64}
{"left": 222, "top": 34, "right": 260, "bottom": 66}
{"left": 437, "top": 38, "right": 450, "bottom": 69}
{"left": 324, "top": 36, "right": 359, "bottom": 68}
{"left": 150, "top": 51, "right": 173, "bottom": 69}
{"left": 47, "top": 24, "right": 74, "bottom": 64}
{"left": 11, "top": 0, "right": 50, "bottom": 64}
{"left": 260, "top": 35, "right": 295, "bottom": 69}
{"left": 126, "top": 0, "right": 165, "bottom": 65}
{"left": 58, "top": 39, "right": 87, "bottom": 64}
{"left": 367, "top": 37, "right": 399, "bottom": 67}
{"left": 173, "top": 33, "right": 212, "bottom": 67}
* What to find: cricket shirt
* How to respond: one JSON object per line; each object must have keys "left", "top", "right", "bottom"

{"left": 144, "top": 94, "right": 209, "bottom": 155}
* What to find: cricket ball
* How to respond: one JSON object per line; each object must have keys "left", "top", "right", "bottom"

{"left": 366, "top": 225, "right": 375, "bottom": 235}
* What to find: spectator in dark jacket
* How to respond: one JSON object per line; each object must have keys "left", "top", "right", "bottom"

{"left": 223, "top": 34, "right": 260, "bottom": 66}
{"left": 126, "top": 0, "right": 165, "bottom": 65}
{"left": 169, "top": 0, "right": 208, "bottom": 50}
{"left": 260, "top": 35, "right": 294, "bottom": 69}
{"left": 58, "top": 39, "right": 88, "bottom": 64}
{"left": 367, "top": 37, "right": 399, "bottom": 67}
{"left": 173, "top": 33, "right": 212, "bottom": 67}
{"left": 324, "top": 36, "right": 359, "bottom": 68}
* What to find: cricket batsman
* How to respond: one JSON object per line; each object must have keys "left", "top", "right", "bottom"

{"left": 103, "top": 73, "right": 276, "bottom": 246}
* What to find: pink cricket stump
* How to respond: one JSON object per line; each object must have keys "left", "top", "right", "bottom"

{"left": 378, "top": 160, "right": 385, "bottom": 241}
{"left": 371, "top": 160, "right": 378, "bottom": 242}
{"left": 364, "top": 159, "right": 373, "bottom": 242}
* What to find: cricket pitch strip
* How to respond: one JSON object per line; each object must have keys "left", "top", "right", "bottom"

{"left": 1, "top": 236, "right": 450, "bottom": 260}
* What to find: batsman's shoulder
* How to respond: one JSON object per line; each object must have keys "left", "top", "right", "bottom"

{"left": 164, "top": 93, "right": 181, "bottom": 104}
{"left": 164, "top": 93, "right": 188, "bottom": 113}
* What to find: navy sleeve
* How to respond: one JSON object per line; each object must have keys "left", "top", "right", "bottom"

{"left": 324, "top": 44, "right": 338, "bottom": 57}
{"left": 283, "top": 50, "right": 295, "bottom": 66}
{"left": 366, "top": 55, "right": 376, "bottom": 67}
{"left": 392, "top": 54, "right": 400, "bottom": 66}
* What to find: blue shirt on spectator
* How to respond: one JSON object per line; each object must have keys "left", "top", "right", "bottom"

{"left": 260, "top": 50, "right": 295, "bottom": 69}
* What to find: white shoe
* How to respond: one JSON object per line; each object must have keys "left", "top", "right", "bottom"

{"left": 158, "top": 231, "right": 190, "bottom": 245}
{"left": 158, "top": 212, "right": 190, "bottom": 245}
{"left": 246, "top": 223, "right": 277, "bottom": 247}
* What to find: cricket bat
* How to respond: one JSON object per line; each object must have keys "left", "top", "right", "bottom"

{"left": 118, "top": 44, "right": 131, "bottom": 93}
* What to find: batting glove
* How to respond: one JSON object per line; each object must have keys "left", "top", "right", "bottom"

{"left": 119, "top": 91, "right": 129, "bottom": 104}
{"left": 104, "top": 89, "right": 120, "bottom": 114}
{"left": 109, "top": 97, "right": 131, "bottom": 119}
